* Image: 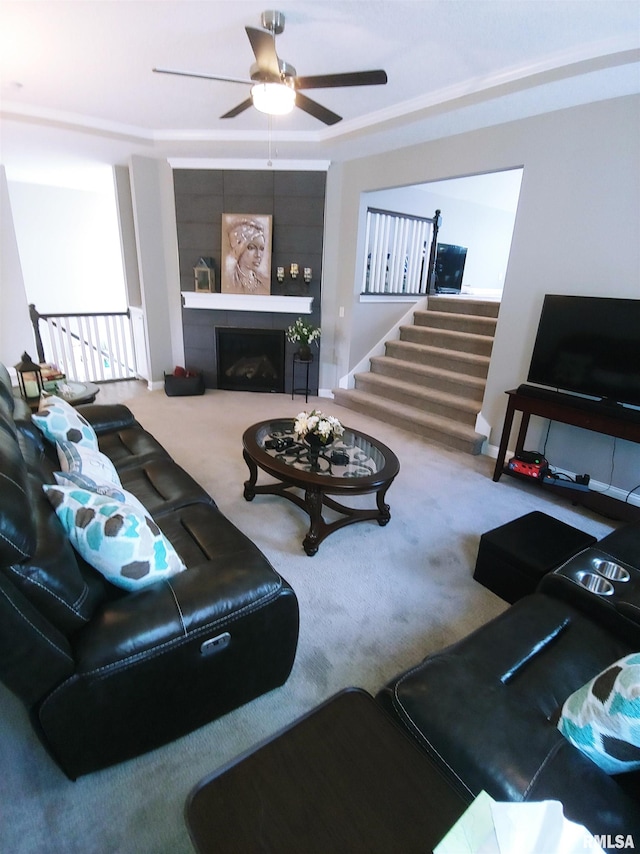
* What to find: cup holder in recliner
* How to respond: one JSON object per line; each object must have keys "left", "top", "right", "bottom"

{"left": 575, "top": 571, "right": 615, "bottom": 596}
{"left": 590, "top": 558, "right": 630, "bottom": 582}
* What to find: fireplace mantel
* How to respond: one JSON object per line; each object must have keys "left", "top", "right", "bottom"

{"left": 181, "top": 292, "right": 313, "bottom": 314}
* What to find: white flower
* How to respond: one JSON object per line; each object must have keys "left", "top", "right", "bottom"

{"left": 286, "top": 317, "right": 321, "bottom": 346}
{"left": 293, "top": 409, "right": 344, "bottom": 443}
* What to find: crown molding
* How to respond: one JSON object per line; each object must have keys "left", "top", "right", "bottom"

{"left": 169, "top": 158, "right": 330, "bottom": 171}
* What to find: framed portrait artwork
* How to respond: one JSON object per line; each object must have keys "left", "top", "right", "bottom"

{"left": 221, "top": 214, "right": 272, "bottom": 295}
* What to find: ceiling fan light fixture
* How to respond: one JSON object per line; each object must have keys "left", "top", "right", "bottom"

{"left": 251, "top": 82, "right": 295, "bottom": 115}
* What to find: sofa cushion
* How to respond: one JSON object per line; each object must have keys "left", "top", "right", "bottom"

{"left": 44, "top": 485, "right": 187, "bottom": 591}
{"left": 32, "top": 395, "right": 99, "bottom": 449}
{"left": 97, "top": 426, "right": 171, "bottom": 471}
{"left": 558, "top": 652, "right": 640, "bottom": 774}
{"left": 57, "top": 442, "right": 121, "bottom": 487}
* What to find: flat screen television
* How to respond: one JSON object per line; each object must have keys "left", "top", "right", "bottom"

{"left": 527, "top": 295, "right": 640, "bottom": 407}
{"left": 435, "top": 243, "right": 467, "bottom": 293}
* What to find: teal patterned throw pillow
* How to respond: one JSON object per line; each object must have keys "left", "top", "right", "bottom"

{"left": 43, "top": 485, "right": 187, "bottom": 591}
{"left": 53, "top": 471, "right": 149, "bottom": 515}
{"left": 32, "top": 395, "right": 98, "bottom": 449}
{"left": 557, "top": 652, "right": 640, "bottom": 774}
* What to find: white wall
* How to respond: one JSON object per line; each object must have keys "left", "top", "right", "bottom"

{"left": 7, "top": 176, "right": 127, "bottom": 314}
{"left": 347, "top": 174, "right": 521, "bottom": 366}
{"left": 0, "top": 166, "right": 34, "bottom": 367}
{"left": 361, "top": 171, "right": 522, "bottom": 292}
{"left": 128, "top": 155, "right": 184, "bottom": 385}
{"left": 322, "top": 94, "right": 640, "bottom": 493}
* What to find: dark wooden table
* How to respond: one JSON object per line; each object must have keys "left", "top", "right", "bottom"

{"left": 185, "top": 688, "right": 469, "bottom": 854}
{"left": 242, "top": 419, "right": 400, "bottom": 555}
{"left": 493, "top": 388, "right": 640, "bottom": 522}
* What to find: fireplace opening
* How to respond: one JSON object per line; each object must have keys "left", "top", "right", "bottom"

{"left": 216, "top": 328, "right": 285, "bottom": 393}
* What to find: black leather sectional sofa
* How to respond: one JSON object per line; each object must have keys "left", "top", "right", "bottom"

{"left": 0, "top": 364, "right": 299, "bottom": 779}
{"left": 378, "top": 525, "right": 640, "bottom": 846}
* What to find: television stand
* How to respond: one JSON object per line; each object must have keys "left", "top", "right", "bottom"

{"left": 493, "top": 388, "right": 640, "bottom": 522}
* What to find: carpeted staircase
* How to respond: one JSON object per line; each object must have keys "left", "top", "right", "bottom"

{"left": 333, "top": 296, "right": 500, "bottom": 455}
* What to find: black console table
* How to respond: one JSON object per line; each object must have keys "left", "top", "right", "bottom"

{"left": 493, "top": 387, "right": 640, "bottom": 522}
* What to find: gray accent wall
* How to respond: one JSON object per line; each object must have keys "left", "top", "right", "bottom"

{"left": 174, "top": 169, "right": 325, "bottom": 393}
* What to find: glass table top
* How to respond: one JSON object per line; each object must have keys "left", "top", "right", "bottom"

{"left": 255, "top": 419, "right": 388, "bottom": 479}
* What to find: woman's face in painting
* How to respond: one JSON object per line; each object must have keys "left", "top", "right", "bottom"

{"left": 239, "top": 236, "right": 265, "bottom": 272}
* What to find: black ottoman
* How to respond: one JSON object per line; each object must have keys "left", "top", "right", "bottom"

{"left": 474, "top": 511, "right": 597, "bottom": 603}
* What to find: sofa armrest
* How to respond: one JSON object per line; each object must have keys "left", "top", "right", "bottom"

{"left": 539, "top": 564, "right": 640, "bottom": 648}
{"left": 74, "top": 560, "right": 292, "bottom": 672}
{"left": 76, "top": 403, "right": 137, "bottom": 435}
{"left": 37, "top": 561, "right": 299, "bottom": 777}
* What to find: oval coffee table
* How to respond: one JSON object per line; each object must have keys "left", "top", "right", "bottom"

{"left": 242, "top": 418, "right": 400, "bottom": 555}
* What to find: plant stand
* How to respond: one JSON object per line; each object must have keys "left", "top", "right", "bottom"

{"left": 291, "top": 353, "right": 313, "bottom": 402}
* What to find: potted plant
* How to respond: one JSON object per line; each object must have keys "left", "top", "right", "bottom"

{"left": 294, "top": 409, "right": 344, "bottom": 470}
{"left": 286, "top": 317, "right": 320, "bottom": 362}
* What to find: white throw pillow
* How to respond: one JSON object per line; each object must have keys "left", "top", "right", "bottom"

{"left": 43, "top": 485, "right": 187, "bottom": 591}
{"left": 32, "top": 395, "right": 98, "bottom": 449}
{"left": 57, "top": 442, "right": 121, "bottom": 487}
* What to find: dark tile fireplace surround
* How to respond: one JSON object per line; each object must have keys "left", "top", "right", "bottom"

{"left": 174, "top": 169, "right": 325, "bottom": 396}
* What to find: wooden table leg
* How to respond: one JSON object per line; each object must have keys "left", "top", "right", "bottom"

{"left": 514, "top": 411, "right": 531, "bottom": 456}
{"left": 243, "top": 449, "right": 258, "bottom": 500}
{"left": 493, "top": 397, "right": 516, "bottom": 481}
{"left": 302, "top": 487, "right": 323, "bottom": 556}
{"left": 376, "top": 485, "right": 391, "bottom": 525}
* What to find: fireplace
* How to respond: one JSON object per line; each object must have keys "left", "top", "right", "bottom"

{"left": 216, "top": 328, "right": 285, "bottom": 393}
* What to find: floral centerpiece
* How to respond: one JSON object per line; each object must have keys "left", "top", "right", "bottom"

{"left": 286, "top": 317, "right": 320, "bottom": 360}
{"left": 294, "top": 409, "right": 344, "bottom": 446}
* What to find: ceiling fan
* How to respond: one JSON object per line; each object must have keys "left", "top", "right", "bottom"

{"left": 153, "top": 9, "right": 388, "bottom": 125}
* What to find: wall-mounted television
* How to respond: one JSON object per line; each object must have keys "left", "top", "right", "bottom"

{"left": 435, "top": 243, "right": 467, "bottom": 293}
{"left": 527, "top": 295, "right": 640, "bottom": 407}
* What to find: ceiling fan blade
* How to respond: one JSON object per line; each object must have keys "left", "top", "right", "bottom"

{"left": 220, "top": 98, "right": 254, "bottom": 119}
{"left": 153, "top": 67, "right": 251, "bottom": 85}
{"left": 245, "top": 26, "right": 280, "bottom": 79}
{"left": 295, "top": 70, "right": 388, "bottom": 90}
{"left": 295, "top": 92, "right": 341, "bottom": 126}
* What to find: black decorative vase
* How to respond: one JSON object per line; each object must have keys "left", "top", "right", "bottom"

{"left": 297, "top": 344, "right": 312, "bottom": 362}
{"left": 304, "top": 432, "right": 333, "bottom": 470}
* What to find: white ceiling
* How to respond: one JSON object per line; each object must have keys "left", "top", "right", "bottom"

{"left": 1, "top": 1, "right": 639, "bottom": 186}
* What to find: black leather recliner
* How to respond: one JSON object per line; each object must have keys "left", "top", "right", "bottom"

{"left": 0, "top": 364, "right": 299, "bottom": 778}
{"left": 378, "top": 579, "right": 640, "bottom": 844}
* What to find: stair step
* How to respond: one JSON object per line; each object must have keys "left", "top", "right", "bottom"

{"left": 332, "top": 388, "right": 487, "bottom": 455}
{"left": 385, "top": 340, "right": 490, "bottom": 378}
{"left": 399, "top": 325, "right": 494, "bottom": 357}
{"left": 414, "top": 309, "right": 497, "bottom": 336}
{"left": 427, "top": 296, "right": 500, "bottom": 318}
{"left": 353, "top": 372, "right": 478, "bottom": 425}
{"left": 369, "top": 356, "right": 485, "bottom": 402}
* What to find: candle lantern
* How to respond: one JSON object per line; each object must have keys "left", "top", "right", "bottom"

{"left": 15, "top": 352, "right": 44, "bottom": 400}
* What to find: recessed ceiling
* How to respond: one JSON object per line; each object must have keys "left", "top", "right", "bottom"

{"left": 1, "top": 0, "right": 639, "bottom": 183}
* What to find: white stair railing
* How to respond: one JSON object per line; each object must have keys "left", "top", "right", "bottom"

{"left": 361, "top": 207, "right": 441, "bottom": 296}
{"left": 29, "top": 305, "right": 137, "bottom": 383}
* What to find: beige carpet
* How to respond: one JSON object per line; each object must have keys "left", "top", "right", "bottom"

{"left": 0, "top": 389, "right": 617, "bottom": 853}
